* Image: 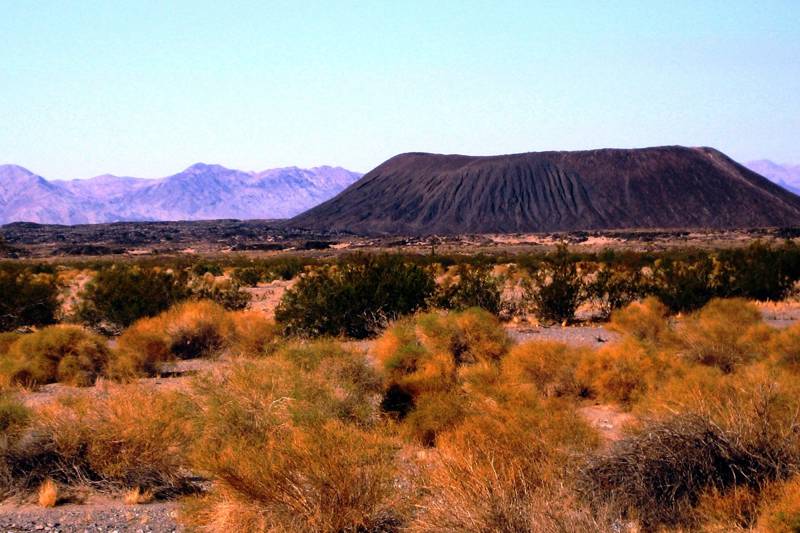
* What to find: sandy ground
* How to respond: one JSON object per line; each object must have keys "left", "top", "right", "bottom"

{"left": 243, "top": 279, "right": 293, "bottom": 317}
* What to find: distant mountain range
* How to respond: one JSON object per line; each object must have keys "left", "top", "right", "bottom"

{"left": 0, "top": 163, "right": 361, "bottom": 225}
{"left": 290, "top": 147, "right": 800, "bottom": 234}
{"left": 745, "top": 160, "right": 800, "bottom": 195}
{"left": 2, "top": 155, "right": 797, "bottom": 230}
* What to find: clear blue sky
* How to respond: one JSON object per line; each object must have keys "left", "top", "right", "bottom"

{"left": 1, "top": 0, "right": 798, "bottom": 179}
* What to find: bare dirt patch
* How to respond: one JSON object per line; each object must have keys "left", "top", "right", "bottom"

{"left": 244, "top": 279, "right": 294, "bottom": 317}
{"left": 578, "top": 404, "right": 636, "bottom": 443}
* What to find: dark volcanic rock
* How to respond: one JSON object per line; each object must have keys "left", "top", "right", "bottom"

{"left": 288, "top": 146, "right": 800, "bottom": 235}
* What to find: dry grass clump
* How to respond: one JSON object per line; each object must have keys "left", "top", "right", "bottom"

{"left": 580, "top": 372, "right": 800, "bottom": 531}
{"left": 500, "top": 341, "right": 588, "bottom": 398}
{"left": 607, "top": 296, "right": 670, "bottom": 344}
{"left": 274, "top": 340, "right": 383, "bottom": 425}
{"left": 574, "top": 338, "right": 664, "bottom": 405}
{"left": 109, "top": 316, "right": 171, "bottom": 379}
{"left": 0, "top": 393, "right": 31, "bottom": 497}
{"left": 410, "top": 389, "right": 600, "bottom": 532}
{"left": 402, "top": 390, "right": 466, "bottom": 447}
{"left": 0, "top": 393, "right": 29, "bottom": 435}
{"left": 674, "top": 298, "right": 774, "bottom": 372}
{"left": 0, "top": 325, "right": 109, "bottom": 387}
{"left": 579, "top": 414, "right": 759, "bottom": 529}
{"left": 0, "top": 332, "right": 21, "bottom": 356}
{"left": 227, "top": 310, "right": 279, "bottom": 357}
{"left": 37, "top": 478, "right": 58, "bottom": 507}
{"left": 110, "top": 300, "right": 241, "bottom": 378}
{"left": 186, "top": 352, "right": 405, "bottom": 532}
{"left": 756, "top": 476, "right": 800, "bottom": 533}
{"left": 0, "top": 386, "right": 195, "bottom": 496}
{"left": 160, "top": 300, "right": 232, "bottom": 360}
{"left": 375, "top": 308, "right": 510, "bottom": 444}
{"left": 769, "top": 322, "right": 800, "bottom": 371}
{"left": 124, "top": 486, "right": 154, "bottom": 505}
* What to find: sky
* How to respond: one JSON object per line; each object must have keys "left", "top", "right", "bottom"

{"left": 1, "top": 0, "right": 798, "bottom": 179}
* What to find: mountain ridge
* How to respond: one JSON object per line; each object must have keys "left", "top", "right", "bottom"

{"left": 0, "top": 163, "right": 361, "bottom": 224}
{"left": 289, "top": 146, "right": 800, "bottom": 235}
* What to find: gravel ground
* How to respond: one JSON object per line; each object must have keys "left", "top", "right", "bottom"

{"left": 0, "top": 501, "right": 181, "bottom": 533}
{"left": 507, "top": 323, "right": 618, "bottom": 347}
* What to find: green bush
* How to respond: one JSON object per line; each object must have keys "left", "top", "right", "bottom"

{"left": 526, "top": 246, "right": 585, "bottom": 324}
{"left": 188, "top": 274, "right": 251, "bottom": 310}
{"left": 190, "top": 261, "right": 223, "bottom": 276}
{"left": 1, "top": 325, "right": 110, "bottom": 387}
{"left": 586, "top": 264, "right": 647, "bottom": 319}
{"left": 0, "top": 266, "right": 60, "bottom": 332}
{"left": 77, "top": 265, "right": 189, "bottom": 329}
{"left": 268, "top": 257, "right": 307, "bottom": 281}
{"left": 0, "top": 393, "right": 29, "bottom": 435}
{"left": 276, "top": 254, "right": 435, "bottom": 339}
{"left": 230, "top": 266, "right": 262, "bottom": 287}
{"left": 434, "top": 264, "right": 503, "bottom": 315}
{"left": 717, "top": 241, "right": 800, "bottom": 301}
{"left": 650, "top": 254, "right": 718, "bottom": 313}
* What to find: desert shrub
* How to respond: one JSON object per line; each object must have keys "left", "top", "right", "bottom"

{"left": 0, "top": 387, "right": 195, "bottom": 496}
{"left": 410, "top": 391, "right": 600, "bottom": 532}
{"left": 0, "top": 393, "right": 29, "bottom": 436}
{"left": 650, "top": 254, "right": 718, "bottom": 313}
{"left": 578, "top": 414, "right": 787, "bottom": 529}
{"left": 607, "top": 296, "right": 670, "bottom": 344}
{"left": 268, "top": 257, "right": 307, "bottom": 281}
{"left": 581, "top": 372, "right": 800, "bottom": 530}
{"left": 227, "top": 310, "right": 279, "bottom": 357}
{"left": 500, "top": 341, "right": 588, "bottom": 398}
{"left": 188, "top": 273, "right": 251, "bottom": 310}
{"left": 1, "top": 325, "right": 109, "bottom": 387}
{"left": 0, "top": 394, "right": 30, "bottom": 497}
{"left": 757, "top": 476, "right": 800, "bottom": 533}
{"left": 574, "top": 339, "right": 658, "bottom": 405}
{"left": 718, "top": 241, "right": 800, "bottom": 301}
{"left": 231, "top": 266, "right": 262, "bottom": 287}
{"left": 276, "top": 254, "right": 435, "bottom": 339}
{"left": 769, "top": 322, "right": 800, "bottom": 371}
{"left": 526, "top": 245, "right": 585, "bottom": 324}
{"left": 434, "top": 264, "right": 502, "bottom": 315}
{"left": 403, "top": 390, "right": 466, "bottom": 446}
{"left": 187, "top": 354, "right": 404, "bottom": 532}
{"left": 376, "top": 309, "right": 509, "bottom": 444}
{"left": 376, "top": 309, "right": 509, "bottom": 405}
{"left": 0, "top": 266, "right": 60, "bottom": 331}
{"left": 109, "top": 317, "right": 171, "bottom": 379}
{"left": 274, "top": 340, "right": 383, "bottom": 425}
{"left": 691, "top": 484, "right": 765, "bottom": 531}
{"left": 0, "top": 332, "right": 21, "bottom": 357}
{"left": 586, "top": 264, "right": 647, "bottom": 319}
{"left": 190, "top": 260, "right": 223, "bottom": 277}
{"left": 77, "top": 265, "right": 189, "bottom": 329}
{"left": 161, "top": 300, "right": 232, "bottom": 360}
{"left": 675, "top": 298, "right": 773, "bottom": 372}
{"left": 109, "top": 300, "right": 234, "bottom": 379}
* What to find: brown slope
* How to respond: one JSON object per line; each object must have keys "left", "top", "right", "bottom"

{"left": 288, "top": 146, "right": 800, "bottom": 235}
